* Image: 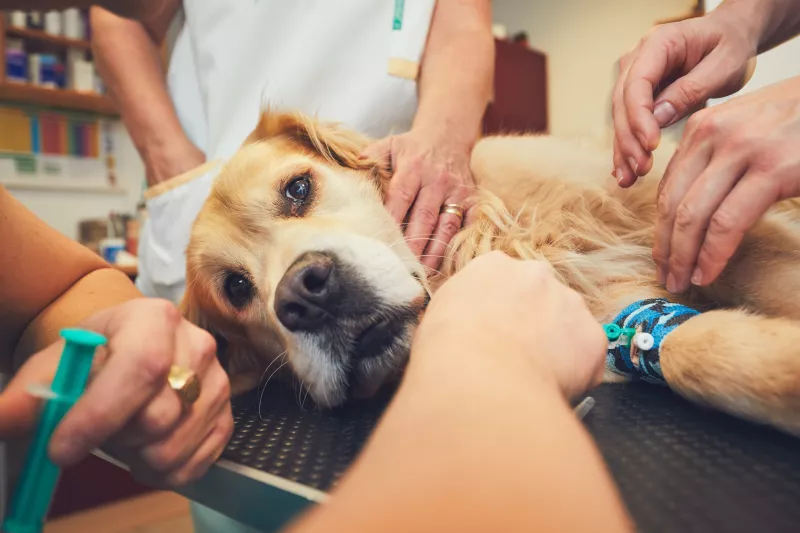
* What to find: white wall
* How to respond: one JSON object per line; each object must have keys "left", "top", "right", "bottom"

{"left": 7, "top": 124, "right": 145, "bottom": 240}
{"left": 705, "top": 0, "right": 800, "bottom": 106}
{"left": 492, "top": 0, "right": 696, "bottom": 143}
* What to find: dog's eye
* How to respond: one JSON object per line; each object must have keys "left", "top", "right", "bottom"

{"left": 285, "top": 175, "right": 311, "bottom": 202}
{"left": 223, "top": 273, "right": 254, "bottom": 309}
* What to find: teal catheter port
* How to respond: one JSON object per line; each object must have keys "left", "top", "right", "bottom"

{"left": 3, "top": 328, "right": 106, "bottom": 533}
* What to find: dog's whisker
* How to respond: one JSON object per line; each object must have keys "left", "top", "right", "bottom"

{"left": 301, "top": 385, "right": 310, "bottom": 411}
{"left": 386, "top": 235, "right": 457, "bottom": 253}
{"left": 258, "top": 354, "right": 289, "bottom": 421}
{"left": 296, "top": 377, "right": 308, "bottom": 411}
{"left": 402, "top": 237, "right": 454, "bottom": 248}
{"left": 386, "top": 235, "right": 413, "bottom": 250}
{"left": 258, "top": 350, "right": 287, "bottom": 393}
{"left": 264, "top": 357, "right": 289, "bottom": 390}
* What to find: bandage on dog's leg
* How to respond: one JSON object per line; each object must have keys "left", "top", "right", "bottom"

{"left": 605, "top": 298, "right": 700, "bottom": 384}
{"left": 661, "top": 309, "right": 800, "bottom": 437}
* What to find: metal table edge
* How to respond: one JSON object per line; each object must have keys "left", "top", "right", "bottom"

{"left": 92, "top": 451, "right": 324, "bottom": 532}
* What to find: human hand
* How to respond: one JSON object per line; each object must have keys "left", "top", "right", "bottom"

{"left": 362, "top": 129, "right": 476, "bottom": 272}
{"left": 0, "top": 299, "right": 232, "bottom": 488}
{"left": 654, "top": 75, "right": 800, "bottom": 294}
{"left": 414, "top": 251, "right": 607, "bottom": 400}
{"left": 613, "top": 8, "right": 759, "bottom": 187}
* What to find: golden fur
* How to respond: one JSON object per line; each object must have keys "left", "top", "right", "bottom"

{"left": 183, "top": 109, "right": 800, "bottom": 436}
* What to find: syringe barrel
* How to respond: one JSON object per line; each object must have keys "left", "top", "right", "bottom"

{"left": 2, "top": 328, "right": 105, "bottom": 533}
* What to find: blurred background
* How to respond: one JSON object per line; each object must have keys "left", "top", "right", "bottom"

{"left": 0, "top": 1, "right": 798, "bottom": 532}
{"left": 3, "top": 1, "right": 799, "bottom": 256}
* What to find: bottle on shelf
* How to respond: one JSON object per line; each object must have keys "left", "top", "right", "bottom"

{"left": 9, "top": 11, "right": 27, "bottom": 29}
{"left": 27, "top": 11, "right": 45, "bottom": 30}
{"left": 5, "top": 38, "right": 27, "bottom": 84}
{"left": 44, "top": 11, "right": 63, "bottom": 36}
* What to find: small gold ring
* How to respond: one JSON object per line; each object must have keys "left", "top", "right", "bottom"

{"left": 168, "top": 364, "right": 202, "bottom": 405}
{"left": 440, "top": 204, "right": 465, "bottom": 219}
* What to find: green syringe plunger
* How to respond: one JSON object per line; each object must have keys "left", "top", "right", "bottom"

{"left": 3, "top": 328, "right": 106, "bottom": 533}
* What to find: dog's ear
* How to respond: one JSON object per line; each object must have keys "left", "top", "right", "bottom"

{"left": 245, "top": 108, "right": 375, "bottom": 169}
{"left": 179, "top": 287, "right": 206, "bottom": 330}
{"left": 179, "top": 288, "right": 233, "bottom": 375}
{"left": 225, "top": 340, "right": 263, "bottom": 396}
{"left": 246, "top": 108, "right": 393, "bottom": 198}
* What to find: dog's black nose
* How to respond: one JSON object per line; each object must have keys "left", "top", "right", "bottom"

{"left": 275, "top": 252, "right": 338, "bottom": 332}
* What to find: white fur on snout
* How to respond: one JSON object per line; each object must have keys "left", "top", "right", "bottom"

{"left": 278, "top": 231, "right": 424, "bottom": 408}
{"left": 293, "top": 334, "right": 348, "bottom": 408}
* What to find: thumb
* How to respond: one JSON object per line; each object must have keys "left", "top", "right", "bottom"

{"left": 654, "top": 52, "right": 755, "bottom": 127}
{"left": 0, "top": 343, "right": 61, "bottom": 438}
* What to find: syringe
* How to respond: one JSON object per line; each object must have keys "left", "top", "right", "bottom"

{"left": 2, "top": 328, "right": 106, "bottom": 533}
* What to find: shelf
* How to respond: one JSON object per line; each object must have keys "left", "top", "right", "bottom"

{"left": 6, "top": 27, "right": 91, "bottom": 50}
{"left": 0, "top": 82, "right": 118, "bottom": 115}
{"left": 1, "top": 179, "right": 126, "bottom": 195}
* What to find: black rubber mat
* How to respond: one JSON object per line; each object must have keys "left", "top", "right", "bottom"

{"left": 223, "top": 382, "right": 800, "bottom": 533}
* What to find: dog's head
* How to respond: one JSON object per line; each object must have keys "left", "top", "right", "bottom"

{"left": 182, "top": 110, "right": 429, "bottom": 408}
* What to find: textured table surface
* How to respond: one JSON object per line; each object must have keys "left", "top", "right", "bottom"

{"left": 222, "top": 381, "right": 800, "bottom": 533}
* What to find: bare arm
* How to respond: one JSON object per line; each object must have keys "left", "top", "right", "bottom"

{"left": 413, "top": 0, "right": 494, "bottom": 149}
{"left": 286, "top": 333, "right": 632, "bottom": 533}
{"left": 0, "top": 187, "right": 140, "bottom": 371}
{"left": 91, "top": 3, "right": 205, "bottom": 186}
{"left": 717, "top": 0, "right": 800, "bottom": 53}
{"left": 364, "top": 0, "right": 495, "bottom": 270}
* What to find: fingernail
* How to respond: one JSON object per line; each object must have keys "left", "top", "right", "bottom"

{"left": 615, "top": 168, "right": 624, "bottom": 183}
{"left": 691, "top": 267, "right": 703, "bottom": 286}
{"left": 654, "top": 101, "right": 677, "bottom": 128}
{"left": 627, "top": 157, "right": 639, "bottom": 175}
{"left": 49, "top": 440, "right": 77, "bottom": 466}
{"left": 666, "top": 273, "right": 677, "bottom": 294}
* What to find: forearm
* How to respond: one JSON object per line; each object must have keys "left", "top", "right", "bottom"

{"left": 413, "top": 0, "right": 494, "bottom": 149}
{"left": 91, "top": 4, "right": 203, "bottom": 186}
{"left": 13, "top": 268, "right": 142, "bottom": 368}
{"left": 287, "top": 337, "right": 632, "bottom": 533}
{"left": 715, "top": 0, "right": 800, "bottom": 53}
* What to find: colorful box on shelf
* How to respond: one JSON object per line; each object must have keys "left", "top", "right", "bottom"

{"left": 0, "top": 106, "right": 100, "bottom": 158}
{"left": 39, "top": 55, "right": 66, "bottom": 89}
{"left": 6, "top": 49, "right": 27, "bottom": 84}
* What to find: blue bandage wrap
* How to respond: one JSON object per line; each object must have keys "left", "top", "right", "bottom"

{"left": 606, "top": 298, "right": 700, "bottom": 384}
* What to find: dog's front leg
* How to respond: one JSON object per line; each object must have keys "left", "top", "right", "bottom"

{"left": 660, "top": 308, "right": 800, "bottom": 438}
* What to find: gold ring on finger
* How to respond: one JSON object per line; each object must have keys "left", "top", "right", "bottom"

{"left": 168, "top": 364, "right": 202, "bottom": 405}
{"left": 440, "top": 204, "right": 465, "bottom": 220}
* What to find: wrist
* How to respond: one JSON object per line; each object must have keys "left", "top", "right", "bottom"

{"left": 406, "top": 329, "right": 562, "bottom": 400}
{"left": 712, "top": 0, "right": 776, "bottom": 52}
{"left": 410, "top": 120, "right": 481, "bottom": 154}
{"left": 412, "top": 97, "right": 486, "bottom": 152}
{"left": 143, "top": 142, "right": 205, "bottom": 186}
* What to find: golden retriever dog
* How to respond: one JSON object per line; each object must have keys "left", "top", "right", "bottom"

{"left": 181, "top": 109, "right": 800, "bottom": 437}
